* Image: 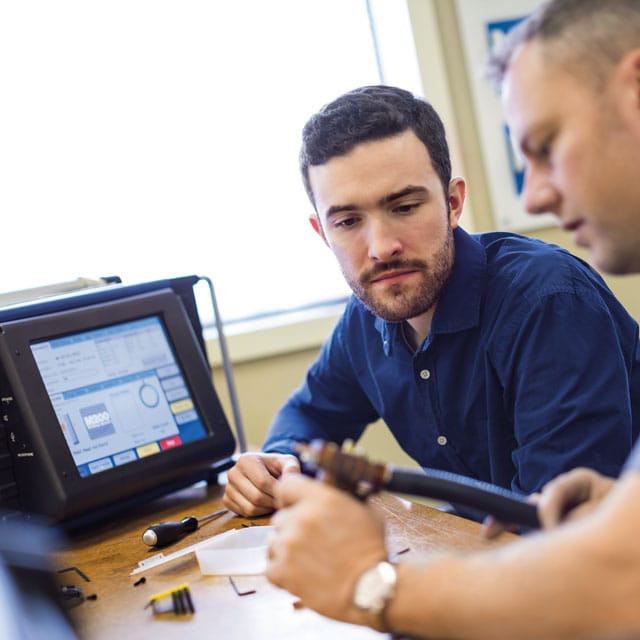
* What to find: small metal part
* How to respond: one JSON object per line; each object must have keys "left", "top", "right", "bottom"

{"left": 57, "top": 566, "right": 90, "bottom": 582}
{"left": 228, "top": 576, "right": 256, "bottom": 597}
{"left": 297, "top": 439, "right": 390, "bottom": 499}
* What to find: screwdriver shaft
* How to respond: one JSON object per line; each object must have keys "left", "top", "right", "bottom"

{"left": 197, "top": 508, "right": 229, "bottom": 524}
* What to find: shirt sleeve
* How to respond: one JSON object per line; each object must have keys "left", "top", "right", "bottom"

{"left": 262, "top": 313, "right": 379, "bottom": 456}
{"left": 498, "top": 290, "right": 637, "bottom": 494}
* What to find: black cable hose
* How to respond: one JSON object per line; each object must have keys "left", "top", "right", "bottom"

{"left": 387, "top": 467, "right": 540, "bottom": 530}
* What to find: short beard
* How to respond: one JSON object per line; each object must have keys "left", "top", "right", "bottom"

{"left": 345, "top": 226, "right": 455, "bottom": 322}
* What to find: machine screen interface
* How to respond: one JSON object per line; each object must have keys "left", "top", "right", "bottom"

{"left": 30, "top": 315, "right": 208, "bottom": 478}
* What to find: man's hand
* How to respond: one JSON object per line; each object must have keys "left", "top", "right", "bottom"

{"left": 222, "top": 452, "right": 300, "bottom": 517}
{"left": 266, "top": 474, "right": 388, "bottom": 628}
{"left": 536, "top": 467, "right": 615, "bottom": 528}
{"left": 482, "top": 467, "right": 616, "bottom": 538}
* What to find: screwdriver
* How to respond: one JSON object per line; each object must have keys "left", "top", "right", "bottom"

{"left": 142, "top": 508, "right": 229, "bottom": 547}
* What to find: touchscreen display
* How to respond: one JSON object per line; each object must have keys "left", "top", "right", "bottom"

{"left": 30, "top": 315, "right": 208, "bottom": 477}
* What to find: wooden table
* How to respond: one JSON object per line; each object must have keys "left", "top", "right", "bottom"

{"left": 57, "top": 482, "right": 516, "bottom": 640}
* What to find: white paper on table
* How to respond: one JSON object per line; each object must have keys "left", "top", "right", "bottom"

{"left": 196, "top": 525, "right": 273, "bottom": 575}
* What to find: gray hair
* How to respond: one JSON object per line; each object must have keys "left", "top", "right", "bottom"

{"left": 485, "top": 0, "right": 640, "bottom": 92}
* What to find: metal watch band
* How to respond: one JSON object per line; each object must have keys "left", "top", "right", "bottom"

{"left": 353, "top": 560, "right": 397, "bottom": 615}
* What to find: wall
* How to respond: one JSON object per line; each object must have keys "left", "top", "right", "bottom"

{"left": 212, "top": 348, "right": 422, "bottom": 469}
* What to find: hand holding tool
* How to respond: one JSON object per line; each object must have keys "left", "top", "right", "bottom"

{"left": 298, "top": 440, "right": 540, "bottom": 530}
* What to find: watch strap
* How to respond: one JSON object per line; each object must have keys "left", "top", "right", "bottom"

{"left": 353, "top": 560, "right": 397, "bottom": 617}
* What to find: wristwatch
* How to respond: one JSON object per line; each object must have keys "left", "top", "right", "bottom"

{"left": 353, "top": 560, "right": 397, "bottom": 615}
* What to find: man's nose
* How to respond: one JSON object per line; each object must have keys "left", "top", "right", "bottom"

{"left": 366, "top": 217, "right": 402, "bottom": 262}
{"left": 522, "top": 168, "right": 559, "bottom": 216}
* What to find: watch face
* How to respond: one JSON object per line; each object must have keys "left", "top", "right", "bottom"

{"left": 353, "top": 561, "right": 397, "bottom": 613}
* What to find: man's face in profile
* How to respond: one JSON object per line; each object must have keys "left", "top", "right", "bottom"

{"left": 502, "top": 40, "right": 640, "bottom": 275}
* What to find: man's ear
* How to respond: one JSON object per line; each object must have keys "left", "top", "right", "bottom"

{"left": 309, "top": 213, "right": 329, "bottom": 246}
{"left": 447, "top": 177, "right": 466, "bottom": 229}
{"left": 615, "top": 48, "right": 640, "bottom": 128}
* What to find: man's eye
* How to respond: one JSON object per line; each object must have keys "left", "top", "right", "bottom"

{"left": 537, "top": 144, "right": 551, "bottom": 158}
{"left": 393, "top": 203, "right": 418, "bottom": 214}
{"left": 532, "top": 140, "right": 552, "bottom": 161}
{"left": 334, "top": 217, "right": 358, "bottom": 228}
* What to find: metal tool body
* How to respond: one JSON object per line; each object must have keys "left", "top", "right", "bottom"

{"left": 299, "top": 440, "right": 540, "bottom": 530}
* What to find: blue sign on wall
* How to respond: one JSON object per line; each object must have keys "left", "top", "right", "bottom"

{"left": 486, "top": 17, "right": 526, "bottom": 196}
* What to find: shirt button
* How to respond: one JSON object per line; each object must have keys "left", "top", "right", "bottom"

{"left": 437, "top": 435, "right": 448, "bottom": 446}
{"left": 419, "top": 369, "right": 431, "bottom": 380}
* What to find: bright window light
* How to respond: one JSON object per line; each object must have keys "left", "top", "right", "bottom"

{"left": 0, "top": 1, "right": 422, "bottom": 323}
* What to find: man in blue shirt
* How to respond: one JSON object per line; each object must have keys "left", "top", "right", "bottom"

{"left": 223, "top": 84, "right": 640, "bottom": 518}
{"left": 264, "top": 2, "right": 640, "bottom": 637}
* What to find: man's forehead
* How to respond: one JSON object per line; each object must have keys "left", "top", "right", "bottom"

{"left": 308, "top": 132, "right": 435, "bottom": 204}
{"left": 501, "top": 42, "right": 551, "bottom": 144}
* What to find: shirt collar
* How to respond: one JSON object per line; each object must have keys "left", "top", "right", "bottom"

{"left": 431, "top": 227, "right": 485, "bottom": 334}
{"left": 375, "top": 227, "right": 486, "bottom": 354}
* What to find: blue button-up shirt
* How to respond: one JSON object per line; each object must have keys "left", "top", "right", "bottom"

{"left": 264, "top": 228, "right": 640, "bottom": 494}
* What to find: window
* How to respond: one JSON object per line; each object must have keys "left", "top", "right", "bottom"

{"left": 0, "top": 1, "right": 421, "bottom": 324}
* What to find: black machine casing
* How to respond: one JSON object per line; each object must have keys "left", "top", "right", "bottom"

{"left": 0, "top": 276, "right": 236, "bottom": 529}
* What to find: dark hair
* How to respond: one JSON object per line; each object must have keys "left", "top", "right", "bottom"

{"left": 299, "top": 85, "right": 451, "bottom": 209}
{"left": 485, "top": 0, "right": 640, "bottom": 92}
